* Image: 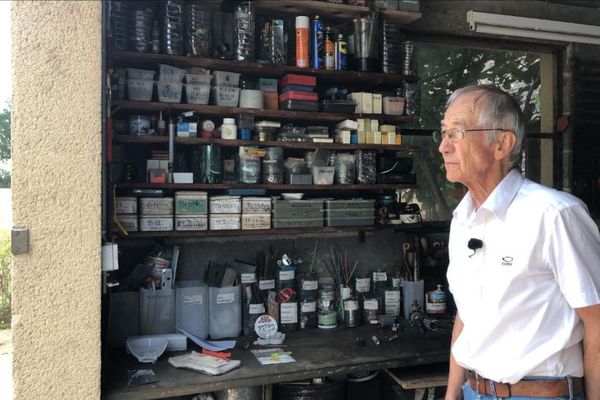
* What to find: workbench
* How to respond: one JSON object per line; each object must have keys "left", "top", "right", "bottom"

{"left": 102, "top": 324, "right": 450, "bottom": 399}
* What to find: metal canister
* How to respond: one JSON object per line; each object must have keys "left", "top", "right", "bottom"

{"left": 344, "top": 298, "right": 361, "bottom": 327}
{"left": 311, "top": 15, "right": 324, "bottom": 69}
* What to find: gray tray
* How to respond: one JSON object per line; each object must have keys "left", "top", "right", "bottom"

{"left": 273, "top": 217, "right": 324, "bottom": 228}
{"left": 325, "top": 215, "right": 374, "bottom": 227}
{"left": 325, "top": 208, "right": 374, "bottom": 218}
{"left": 325, "top": 199, "right": 375, "bottom": 210}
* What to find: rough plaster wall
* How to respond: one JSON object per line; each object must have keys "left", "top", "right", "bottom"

{"left": 11, "top": 2, "right": 102, "bottom": 399}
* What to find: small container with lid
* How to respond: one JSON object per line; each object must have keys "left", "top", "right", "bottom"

{"left": 220, "top": 118, "right": 237, "bottom": 140}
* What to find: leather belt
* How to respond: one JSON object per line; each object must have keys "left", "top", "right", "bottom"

{"left": 467, "top": 370, "right": 584, "bottom": 398}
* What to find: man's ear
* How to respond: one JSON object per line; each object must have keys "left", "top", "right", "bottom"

{"left": 494, "top": 131, "right": 517, "bottom": 161}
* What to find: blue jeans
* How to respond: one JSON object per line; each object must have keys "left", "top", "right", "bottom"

{"left": 462, "top": 380, "right": 586, "bottom": 400}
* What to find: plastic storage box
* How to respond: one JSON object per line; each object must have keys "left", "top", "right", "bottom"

{"left": 159, "top": 64, "right": 186, "bottom": 82}
{"left": 157, "top": 81, "right": 183, "bottom": 103}
{"left": 128, "top": 79, "right": 154, "bottom": 101}
{"left": 176, "top": 281, "right": 209, "bottom": 339}
{"left": 211, "top": 87, "right": 240, "bottom": 107}
{"left": 312, "top": 166, "right": 335, "bottom": 185}
{"left": 209, "top": 286, "right": 242, "bottom": 339}
{"left": 212, "top": 70, "right": 241, "bottom": 87}
{"left": 186, "top": 84, "right": 210, "bottom": 105}
{"left": 139, "top": 287, "right": 175, "bottom": 335}
{"left": 127, "top": 68, "right": 155, "bottom": 80}
{"left": 185, "top": 73, "right": 211, "bottom": 85}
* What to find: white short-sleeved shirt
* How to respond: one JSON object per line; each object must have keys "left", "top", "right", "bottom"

{"left": 447, "top": 169, "right": 600, "bottom": 383}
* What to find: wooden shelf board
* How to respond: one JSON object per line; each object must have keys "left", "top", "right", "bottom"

{"left": 113, "top": 134, "right": 419, "bottom": 152}
{"left": 114, "top": 183, "right": 417, "bottom": 190}
{"left": 110, "top": 51, "right": 418, "bottom": 86}
{"left": 111, "top": 100, "right": 418, "bottom": 124}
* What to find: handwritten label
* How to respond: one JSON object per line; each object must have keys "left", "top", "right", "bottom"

{"left": 280, "top": 303, "right": 298, "bottom": 324}
{"left": 241, "top": 273, "right": 257, "bottom": 284}
{"left": 259, "top": 279, "right": 275, "bottom": 290}
{"left": 355, "top": 278, "right": 371, "bottom": 293}
{"left": 301, "top": 301, "right": 316, "bottom": 313}
{"left": 249, "top": 303, "right": 266, "bottom": 314}
{"left": 373, "top": 272, "right": 387, "bottom": 282}
{"left": 279, "top": 270, "right": 295, "bottom": 281}
{"left": 302, "top": 280, "right": 318, "bottom": 291}
{"left": 216, "top": 292, "right": 235, "bottom": 304}
{"left": 183, "top": 294, "right": 203, "bottom": 305}
{"left": 364, "top": 299, "right": 379, "bottom": 310}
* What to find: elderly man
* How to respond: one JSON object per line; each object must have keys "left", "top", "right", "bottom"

{"left": 436, "top": 85, "right": 600, "bottom": 400}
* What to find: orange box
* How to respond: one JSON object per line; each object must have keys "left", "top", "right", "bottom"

{"left": 264, "top": 92, "right": 279, "bottom": 110}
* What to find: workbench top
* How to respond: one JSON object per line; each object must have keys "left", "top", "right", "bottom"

{"left": 102, "top": 325, "right": 450, "bottom": 400}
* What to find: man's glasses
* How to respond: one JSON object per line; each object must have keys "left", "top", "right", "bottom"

{"left": 432, "top": 128, "right": 507, "bottom": 144}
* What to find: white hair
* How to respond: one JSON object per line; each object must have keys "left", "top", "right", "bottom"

{"left": 447, "top": 85, "right": 526, "bottom": 168}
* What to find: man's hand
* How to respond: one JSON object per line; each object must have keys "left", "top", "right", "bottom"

{"left": 446, "top": 313, "right": 466, "bottom": 400}
{"left": 576, "top": 303, "right": 600, "bottom": 400}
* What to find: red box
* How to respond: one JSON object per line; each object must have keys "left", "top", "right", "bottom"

{"left": 279, "top": 91, "right": 319, "bottom": 102}
{"left": 148, "top": 169, "right": 167, "bottom": 183}
{"left": 279, "top": 74, "right": 316, "bottom": 87}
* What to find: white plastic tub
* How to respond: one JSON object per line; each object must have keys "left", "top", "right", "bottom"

{"left": 128, "top": 79, "right": 154, "bottom": 101}
{"left": 312, "top": 166, "right": 335, "bottom": 185}
{"left": 185, "top": 84, "right": 210, "bottom": 105}
{"left": 127, "top": 68, "right": 156, "bottom": 80}
{"left": 159, "top": 64, "right": 186, "bottom": 82}
{"left": 157, "top": 81, "right": 183, "bottom": 103}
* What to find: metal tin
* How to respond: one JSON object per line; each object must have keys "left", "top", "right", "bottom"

{"left": 311, "top": 16, "right": 323, "bottom": 69}
{"left": 116, "top": 214, "right": 138, "bottom": 232}
{"left": 210, "top": 196, "right": 241, "bottom": 214}
{"left": 175, "top": 191, "right": 208, "bottom": 215}
{"left": 242, "top": 197, "right": 272, "bottom": 214}
{"left": 344, "top": 298, "right": 361, "bottom": 327}
{"left": 139, "top": 216, "right": 173, "bottom": 231}
{"left": 241, "top": 214, "right": 271, "bottom": 230}
{"left": 115, "top": 197, "right": 137, "bottom": 214}
{"left": 175, "top": 215, "right": 208, "bottom": 231}
{"left": 139, "top": 197, "right": 173, "bottom": 215}
{"left": 209, "top": 214, "right": 241, "bottom": 230}
{"left": 426, "top": 284, "right": 447, "bottom": 314}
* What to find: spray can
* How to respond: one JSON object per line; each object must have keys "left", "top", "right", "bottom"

{"left": 336, "top": 33, "right": 347, "bottom": 70}
{"left": 324, "top": 26, "right": 335, "bottom": 70}
{"left": 295, "top": 16, "right": 310, "bottom": 68}
{"left": 311, "top": 15, "right": 324, "bottom": 69}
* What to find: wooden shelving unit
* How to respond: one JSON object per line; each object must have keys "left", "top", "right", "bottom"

{"left": 111, "top": 51, "right": 418, "bottom": 87}
{"left": 113, "top": 134, "right": 419, "bottom": 152}
{"left": 115, "top": 182, "right": 416, "bottom": 191}
{"left": 111, "top": 100, "right": 418, "bottom": 124}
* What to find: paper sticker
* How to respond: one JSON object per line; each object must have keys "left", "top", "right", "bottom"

{"left": 301, "top": 301, "right": 316, "bottom": 313}
{"left": 373, "top": 272, "right": 387, "bottom": 282}
{"left": 279, "top": 270, "right": 295, "bottom": 281}
{"left": 280, "top": 302, "right": 298, "bottom": 324}
{"left": 355, "top": 278, "right": 370, "bottom": 292}
{"left": 241, "top": 273, "right": 257, "bottom": 284}
{"left": 259, "top": 279, "right": 275, "bottom": 290}
{"left": 184, "top": 294, "right": 203, "bottom": 305}
{"left": 302, "top": 280, "right": 318, "bottom": 290}
{"left": 216, "top": 292, "right": 235, "bottom": 304}
{"left": 249, "top": 303, "right": 266, "bottom": 314}
{"left": 364, "top": 299, "right": 379, "bottom": 310}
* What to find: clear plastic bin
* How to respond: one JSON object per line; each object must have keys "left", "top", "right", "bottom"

{"left": 176, "top": 281, "right": 209, "bottom": 339}
{"left": 312, "top": 166, "right": 335, "bottom": 185}
{"left": 139, "top": 287, "right": 175, "bottom": 335}
{"left": 128, "top": 79, "right": 154, "bottom": 101}
{"left": 211, "top": 86, "right": 240, "bottom": 107}
{"left": 185, "top": 73, "right": 211, "bottom": 85}
{"left": 157, "top": 81, "right": 183, "bottom": 103}
{"left": 127, "top": 68, "right": 155, "bottom": 80}
{"left": 159, "top": 64, "right": 186, "bottom": 82}
{"left": 209, "top": 286, "right": 242, "bottom": 339}
{"left": 186, "top": 84, "right": 210, "bottom": 105}
{"left": 212, "top": 70, "right": 241, "bottom": 87}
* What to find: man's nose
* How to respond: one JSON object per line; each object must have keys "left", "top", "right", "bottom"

{"left": 438, "top": 136, "right": 452, "bottom": 153}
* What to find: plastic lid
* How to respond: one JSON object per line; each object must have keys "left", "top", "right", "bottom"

{"left": 223, "top": 118, "right": 235, "bottom": 124}
{"left": 296, "top": 16, "right": 309, "bottom": 29}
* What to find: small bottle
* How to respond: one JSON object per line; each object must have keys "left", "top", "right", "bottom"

{"left": 336, "top": 34, "right": 347, "bottom": 71}
{"left": 220, "top": 118, "right": 237, "bottom": 140}
{"left": 151, "top": 20, "right": 161, "bottom": 54}
{"left": 324, "top": 27, "right": 335, "bottom": 70}
{"left": 311, "top": 15, "right": 323, "bottom": 69}
{"left": 157, "top": 111, "right": 166, "bottom": 135}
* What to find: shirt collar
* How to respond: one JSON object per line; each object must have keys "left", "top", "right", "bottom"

{"left": 453, "top": 169, "right": 524, "bottom": 222}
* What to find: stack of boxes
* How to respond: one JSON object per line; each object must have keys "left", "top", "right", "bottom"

{"left": 241, "top": 197, "right": 272, "bottom": 230}
{"left": 139, "top": 197, "right": 174, "bottom": 231}
{"left": 174, "top": 191, "right": 208, "bottom": 231}
{"left": 279, "top": 74, "right": 318, "bottom": 112}
{"left": 272, "top": 199, "right": 325, "bottom": 228}
{"left": 209, "top": 195, "right": 242, "bottom": 230}
{"left": 115, "top": 197, "right": 138, "bottom": 232}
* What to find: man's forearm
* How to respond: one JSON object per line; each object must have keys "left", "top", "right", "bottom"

{"left": 446, "top": 314, "right": 466, "bottom": 400}
{"left": 576, "top": 304, "right": 600, "bottom": 400}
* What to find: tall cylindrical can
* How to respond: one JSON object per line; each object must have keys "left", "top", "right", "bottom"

{"left": 324, "top": 26, "right": 335, "bottom": 70}
{"left": 336, "top": 34, "right": 347, "bottom": 70}
{"left": 311, "top": 15, "right": 324, "bottom": 69}
{"left": 295, "top": 16, "right": 310, "bottom": 68}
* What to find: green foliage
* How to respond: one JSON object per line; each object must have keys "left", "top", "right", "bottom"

{"left": 0, "top": 104, "right": 9, "bottom": 162}
{"left": 0, "top": 230, "right": 10, "bottom": 328}
{"left": 405, "top": 44, "right": 541, "bottom": 220}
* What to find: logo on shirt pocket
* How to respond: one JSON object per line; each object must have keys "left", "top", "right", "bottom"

{"left": 501, "top": 256, "right": 513, "bottom": 266}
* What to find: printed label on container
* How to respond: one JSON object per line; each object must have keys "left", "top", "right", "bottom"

{"left": 301, "top": 301, "right": 316, "bottom": 313}
{"left": 279, "top": 270, "right": 295, "bottom": 281}
{"left": 373, "top": 272, "right": 388, "bottom": 282}
{"left": 344, "top": 299, "right": 359, "bottom": 311}
{"left": 184, "top": 294, "right": 203, "bottom": 305}
{"left": 340, "top": 286, "right": 352, "bottom": 300}
{"left": 392, "top": 277, "right": 401, "bottom": 289}
{"left": 216, "top": 292, "right": 235, "bottom": 304}
{"left": 249, "top": 303, "right": 266, "bottom": 314}
{"left": 364, "top": 299, "right": 379, "bottom": 310}
{"left": 280, "top": 302, "right": 298, "bottom": 324}
{"left": 355, "top": 278, "right": 371, "bottom": 293}
{"left": 302, "top": 280, "right": 318, "bottom": 291}
{"left": 385, "top": 290, "right": 401, "bottom": 304}
{"left": 241, "top": 273, "right": 257, "bottom": 284}
{"left": 259, "top": 279, "right": 275, "bottom": 290}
